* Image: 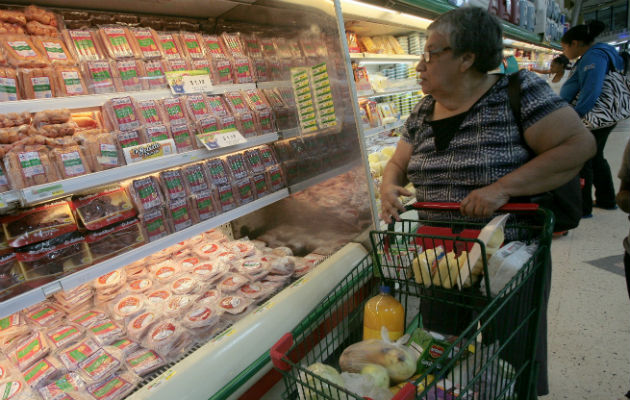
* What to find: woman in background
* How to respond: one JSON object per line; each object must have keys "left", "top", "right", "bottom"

{"left": 530, "top": 54, "right": 571, "bottom": 94}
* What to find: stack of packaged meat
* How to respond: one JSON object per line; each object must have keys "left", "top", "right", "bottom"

{"left": 0, "top": 228, "right": 326, "bottom": 399}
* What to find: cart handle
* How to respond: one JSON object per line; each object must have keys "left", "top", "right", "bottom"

{"left": 409, "top": 202, "right": 539, "bottom": 212}
{"left": 270, "top": 332, "right": 294, "bottom": 371}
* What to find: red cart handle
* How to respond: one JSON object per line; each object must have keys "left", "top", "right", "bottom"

{"left": 270, "top": 332, "right": 294, "bottom": 371}
{"left": 410, "top": 202, "right": 539, "bottom": 212}
{"left": 391, "top": 383, "right": 417, "bottom": 400}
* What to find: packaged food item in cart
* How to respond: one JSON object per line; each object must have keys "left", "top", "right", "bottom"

{"left": 160, "top": 97, "right": 189, "bottom": 126}
{"left": 0, "top": 35, "right": 48, "bottom": 68}
{"left": 62, "top": 29, "right": 104, "bottom": 62}
{"left": 169, "top": 122, "right": 197, "bottom": 153}
{"left": 88, "top": 319, "right": 124, "bottom": 347}
{"left": 179, "top": 32, "right": 205, "bottom": 60}
{"left": 38, "top": 372, "right": 86, "bottom": 400}
{"left": 126, "top": 310, "right": 159, "bottom": 342}
{"left": 218, "top": 294, "right": 252, "bottom": 316}
{"left": 184, "top": 94, "right": 210, "bottom": 122}
{"left": 53, "top": 65, "right": 88, "bottom": 96}
{"left": 81, "top": 60, "right": 117, "bottom": 94}
{"left": 128, "top": 176, "right": 164, "bottom": 212}
{"left": 46, "top": 324, "right": 84, "bottom": 351}
{"left": 19, "top": 67, "right": 56, "bottom": 99}
{"left": 143, "top": 59, "right": 168, "bottom": 89}
{"left": 191, "top": 189, "right": 220, "bottom": 222}
{"left": 98, "top": 26, "right": 137, "bottom": 60}
{"left": 484, "top": 241, "right": 538, "bottom": 296}
{"left": 164, "top": 57, "right": 190, "bottom": 72}
{"left": 104, "top": 96, "right": 142, "bottom": 132}
{"left": 138, "top": 206, "right": 171, "bottom": 243}
{"left": 158, "top": 32, "right": 184, "bottom": 60}
{"left": 218, "top": 273, "right": 249, "bottom": 293}
{"left": 130, "top": 27, "right": 162, "bottom": 60}
{"left": 1, "top": 201, "right": 76, "bottom": 248}
{"left": 9, "top": 331, "right": 50, "bottom": 370}
{"left": 339, "top": 337, "right": 417, "bottom": 383}
{"left": 407, "top": 328, "right": 461, "bottom": 376}
{"left": 111, "top": 294, "right": 146, "bottom": 322}
{"left": 113, "top": 58, "right": 147, "bottom": 92}
{"left": 58, "top": 339, "right": 99, "bottom": 370}
{"left": 233, "top": 178, "right": 255, "bottom": 205}
{"left": 167, "top": 197, "right": 195, "bottom": 232}
{"left": 411, "top": 246, "right": 445, "bottom": 288}
{"left": 0, "top": 67, "right": 20, "bottom": 102}
{"left": 69, "top": 310, "right": 107, "bottom": 329}
{"left": 125, "top": 348, "right": 165, "bottom": 376}
{"left": 33, "top": 36, "right": 74, "bottom": 66}
{"left": 21, "top": 356, "right": 65, "bottom": 389}
{"left": 85, "top": 371, "right": 138, "bottom": 400}
{"left": 216, "top": 183, "right": 239, "bottom": 212}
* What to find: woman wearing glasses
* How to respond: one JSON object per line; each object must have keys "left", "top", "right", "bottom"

{"left": 379, "top": 7, "right": 595, "bottom": 396}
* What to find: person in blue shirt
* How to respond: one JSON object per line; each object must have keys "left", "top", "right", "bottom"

{"left": 560, "top": 20, "right": 624, "bottom": 217}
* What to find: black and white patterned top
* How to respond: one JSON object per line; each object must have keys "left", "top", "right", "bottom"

{"left": 402, "top": 70, "right": 567, "bottom": 204}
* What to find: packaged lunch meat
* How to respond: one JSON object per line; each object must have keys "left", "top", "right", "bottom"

{"left": 251, "top": 173, "right": 270, "bottom": 198}
{"left": 53, "top": 65, "right": 89, "bottom": 96}
{"left": 182, "top": 163, "right": 210, "bottom": 194}
{"left": 158, "top": 32, "right": 184, "bottom": 60}
{"left": 182, "top": 304, "right": 222, "bottom": 330}
{"left": 21, "top": 356, "right": 65, "bottom": 389}
{"left": 184, "top": 94, "right": 210, "bottom": 122}
{"left": 25, "top": 302, "right": 65, "bottom": 328}
{"left": 191, "top": 58, "right": 211, "bottom": 76}
{"left": 191, "top": 189, "right": 220, "bottom": 221}
{"left": 160, "top": 97, "right": 189, "bottom": 126}
{"left": 0, "top": 313, "right": 28, "bottom": 344}
{"left": 128, "top": 176, "right": 164, "bottom": 212}
{"left": 146, "top": 288, "right": 171, "bottom": 306}
{"left": 220, "top": 33, "right": 245, "bottom": 57}
{"left": 229, "top": 240, "right": 257, "bottom": 259}
{"left": 170, "top": 274, "right": 198, "bottom": 295}
{"left": 126, "top": 310, "right": 158, "bottom": 342}
{"left": 0, "top": 35, "right": 48, "bottom": 68}
{"left": 58, "top": 339, "right": 99, "bottom": 370}
{"left": 32, "top": 37, "right": 74, "bottom": 66}
{"left": 51, "top": 145, "right": 91, "bottom": 179}
{"left": 88, "top": 319, "right": 124, "bottom": 346}
{"left": 69, "top": 310, "right": 107, "bottom": 328}
{"left": 63, "top": 29, "right": 104, "bottom": 62}
{"left": 226, "top": 153, "right": 249, "bottom": 180}
{"left": 16, "top": 232, "right": 91, "bottom": 279}
{"left": 113, "top": 59, "right": 146, "bottom": 92}
{"left": 78, "top": 131, "right": 124, "bottom": 172}
{"left": 74, "top": 187, "right": 136, "bottom": 231}
{"left": 104, "top": 97, "right": 141, "bottom": 132}
{"left": 168, "top": 197, "right": 195, "bottom": 232}
{"left": 218, "top": 294, "right": 252, "bottom": 315}
{"left": 143, "top": 59, "right": 168, "bottom": 89}
{"left": 114, "top": 128, "right": 145, "bottom": 150}
{"left": 9, "top": 331, "right": 50, "bottom": 370}
{"left": 94, "top": 269, "right": 126, "bottom": 292}
{"left": 137, "top": 99, "right": 164, "bottom": 125}
{"left": 203, "top": 35, "right": 225, "bottom": 57}
{"left": 235, "top": 111, "right": 258, "bottom": 137}
{"left": 210, "top": 57, "right": 234, "bottom": 85}
{"left": 205, "top": 95, "right": 230, "bottom": 117}
{"left": 125, "top": 349, "right": 165, "bottom": 376}
{"left": 164, "top": 57, "right": 190, "bottom": 72}
{"left": 151, "top": 261, "right": 179, "bottom": 285}
{"left": 0, "top": 67, "right": 20, "bottom": 102}
{"left": 46, "top": 324, "right": 84, "bottom": 350}
{"left": 85, "top": 219, "right": 146, "bottom": 262}
{"left": 164, "top": 294, "right": 194, "bottom": 317}
{"left": 98, "top": 26, "right": 137, "bottom": 60}
{"left": 158, "top": 169, "right": 188, "bottom": 202}
{"left": 231, "top": 55, "right": 255, "bottom": 84}
{"left": 178, "top": 32, "right": 205, "bottom": 60}
{"left": 127, "top": 277, "right": 153, "bottom": 294}
{"left": 78, "top": 348, "right": 121, "bottom": 384}
{"left": 218, "top": 274, "right": 249, "bottom": 293}
{"left": 130, "top": 27, "right": 162, "bottom": 60}
{"left": 82, "top": 60, "right": 116, "bottom": 94}
{"left": 144, "top": 122, "right": 171, "bottom": 143}
{"left": 138, "top": 206, "right": 171, "bottom": 242}
{"left": 169, "top": 122, "right": 196, "bottom": 153}
{"left": 1, "top": 201, "right": 76, "bottom": 248}
{"left": 86, "top": 371, "right": 138, "bottom": 400}
{"left": 225, "top": 91, "right": 249, "bottom": 116}
{"left": 38, "top": 372, "right": 86, "bottom": 400}
{"left": 145, "top": 319, "right": 184, "bottom": 356}
{"left": 197, "top": 288, "right": 221, "bottom": 304}
{"left": 216, "top": 183, "right": 239, "bottom": 212}
{"left": 267, "top": 165, "right": 285, "bottom": 192}
{"left": 109, "top": 338, "right": 140, "bottom": 357}
{"left": 112, "top": 294, "right": 146, "bottom": 321}
{"left": 197, "top": 116, "right": 219, "bottom": 135}
{"left": 0, "top": 380, "right": 34, "bottom": 400}
{"left": 19, "top": 68, "right": 56, "bottom": 99}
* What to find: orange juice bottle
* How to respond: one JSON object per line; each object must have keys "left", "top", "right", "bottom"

{"left": 363, "top": 286, "right": 405, "bottom": 341}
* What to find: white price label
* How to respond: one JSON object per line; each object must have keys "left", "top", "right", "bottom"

{"left": 197, "top": 129, "right": 247, "bottom": 151}
{"left": 167, "top": 70, "right": 214, "bottom": 94}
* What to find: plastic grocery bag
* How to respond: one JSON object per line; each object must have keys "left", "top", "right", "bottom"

{"left": 483, "top": 241, "right": 539, "bottom": 297}
{"left": 339, "top": 327, "right": 417, "bottom": 382}
{"left": 341, "top": 372, "right": 393, "bottom": 400}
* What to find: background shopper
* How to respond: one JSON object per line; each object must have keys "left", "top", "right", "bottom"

{"left": 530, "top": 54, "right": 571, "bottom": 94}
{"left": 560, "top": 21, "right": 624, "bottom": 217}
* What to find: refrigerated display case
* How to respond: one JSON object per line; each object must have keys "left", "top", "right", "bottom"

{"left": 0, "top": 1, "right": 378, "bottom": 399}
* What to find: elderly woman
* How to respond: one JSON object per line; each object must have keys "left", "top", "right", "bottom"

{"left": 380, "top": 7, "right": 595, "bottom": 396}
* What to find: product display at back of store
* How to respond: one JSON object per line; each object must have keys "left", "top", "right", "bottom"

{"left": 0, "top": 1, "right": 376, "bottom": 399}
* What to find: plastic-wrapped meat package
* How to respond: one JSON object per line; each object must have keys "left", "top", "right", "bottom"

{"left": 203, "top": 158, "right": 228, "bottom": 186}
{"left": 81, "top": 60, "right": 117, "bottom": 94}
{"left": 21, "top": 356, "right": 65, "bottom": 389}
{"left": 225, "top": 153, "right": 249, "bottom": 180}
{"left": 228, "top": 241, "right": 257, "bottom": 259}
{"left": 164, "top": 295, "right": 195, "bottom": 318}
{"left": 126, "top": 349, "right": 165, "bottom": 376}
{"left": 93, "top": 269, "right": 126, "bottom": 293}
{"left": 54, "top": 65, "right": 89, "bottom": 96}
{"left": 24, "top": 5, "right": 58, "bottom": 27}
{"left": 0, "top": 313, "right": 28, "bottom": 345}
{"left": 202, "top": 35, "right": 225, "bottom": 57}
{"left": 182, "top": 304, "right": 222, "bottom": 331}
{"left": 144, "top": 319, "right": 188, "bottom": 358}
{"left": 258, "top": 145, "right": 278, "bottom": 169}
{"left": 191, "top": 189, "right": 220, "bottom": 222}
{"left": 160, "top": 97, "right": 189, "bottom": 126}
{"left": 146, "top": 288, "right": 172, "bottom": 306}
{"left": 242, "top": 34, "right": 263, "bottom": 60}
{"left": 126, "top": 310, "right": 159, "bottom": 342}
{"left": 111, "top": 294, "right": 146, "bottom": 322}
{"left": 238, "top": 282, "right": 272, "bottom": 301}
{"left": 78, "top": 348, "right": 122, "bottom": 385}
{"left": 19, "top": 67, "right": 56, "bottom": 99}
{"left": 218, "top": 273, "right": 249, "bottom": 293}
{"left": 46, "top": 324, "right": 84, "bottom": 350}
{"left": 98, "top": 26, "right": 137, "bottom": 60}
{"left": 128, "top": 176, "right": 165, "bottom": 212}
{"left": 182, "top": 163, "right": 210, "bottom": 194}
{"left": 191, "top": 58, "right": 211, "bottom": 76}
{"left": 218, "top": 294, "right": 253, "bottom": 316}
{"left": 0, "top": 380, "right": 36, "bottom": 400}
{"left": 24, "top": 302, "right": 65, "bottom": 328}
{"left": 130, "top": 27, "right": 162, "bottom": 60}
{"left": 143, "top": 59, "right": 168, "bottom": 89}
{"left": 74, "top": 131, "right": 124, "bottom": 172}
{"left": 250, "top": 173, "right": 270, "bottom": 199}
{"left": 169, "top": 274, "right": 198, "bottom": 295}
{"left": 144, "top": 122, "right": 171, "bottom": 143}
{"left": 137, "top": 99, "right": 164, "bottom": 125}
{"left": 52, "top": 285, "right": 93, "bottom": 314}
{"left": 233, "top": 178, "right": 255, "bottom": 205}
{"left": 210, "top": 57, "right": 234, "bottom": 85}
{"left": 50, "top": 145, "right": 91, "bottom": 180}
{"left": 164, "top": 57, "right": 190, "bottom": 72}
{"left": 197, "top": 288, "right": 221, "bottom": 305}
{"left": 62, "top": 29, "right": 104, "bottom": 62}
{"left": 0, "top": 67, "right": 20, "bottom": 102}
{"left": 184, "top": 94, "right": 210, "bottom": 122}
{"left": 158, "top": 32, "right": 184, "bottom": 60}
{"left": 138, "top": 207, "right": 171, "bottom": 243}
{"left": 58, "top": 339, "right": 99, "bottom": 370}
{"left": 179, "top": 32, "right": 205, "bottom": 60}
{"left": 191, "top": 261, "right": 228, "bottom": 283}
{"left": 205, "top": 95, "right": 230, "bottom": 117}
{"left": 235, "top": 258, "right": 268, "bottom": 280}
{"left": 0, "top": 34, "right": 48, "bottom": 68}
{"left": 9, "top": 331, "right": 50, "bottom": 370}
{"left": 85, "top": 372, "right": 138, "bottom": 400}
{"left": 127, "top": 277, "right": 152, "bottom": 295}
{"left": 167, "top": 197, "right": 196, "bottom": 232}
{"left": 109, "top": 338, "right": 140, "bottom": 358}
{"left": 88, "top": 319, "right": 124, "bottom": 346}
{"left": 268, "top": 256, "right": 295, "bottom": 276}
{"left": 235, "top": 111, "right": 259, "bottom": 137}
{"left": 69, "top": 309, "right": 107, "bottom": 328}
{"left": 231, "top": 55, "right": 255, "bottom": 84}
{"left": 104, "top": 96, "right": 142, "bottom": 132}
{"left": 32, "top": 36, "right": 75, "bottom": 66}
{"left": 158, "top": 169, "right": 188, "bottom": 202}
{"left": 74, "top": 187, "right": 136, "bottom": 231}
{"left": 252, "top": 58, "right": 269, "bottom": 82}
{"left": 220, "top": 32, "right": 245, "bottom": 57}
{"left": 267, "top": 164, "right": 286, "bottom": 192}
{"left": 217, "top": 114, "right": 236, "bottom": 131}
{"left": 114, "top": 58, "right": 147, "bottom": 92}
{"left": 1, "top": 201, "right": 76, "bottom": 248}
{"left": 169, "top": 122, "right": 197, "bottom": 153}
{"left": 15, "top": 233, "right": 90, "bottom": 279}
{"left": 216, "top": 183, "right": 239, "bottom": 212}
{"left": 197, "top": 116, "right": 219, "bottom": 135}
{"left": 151, "top": 260, "right": 179, "bottom": 285}
{"left": 87, "top": 220, "right": 146, "bottom": 264}
{"left": 38, "top": 372, "right": 85, "bottom": 400}
{"left": 260, "top": 38, "right": 277, "bottom": 58}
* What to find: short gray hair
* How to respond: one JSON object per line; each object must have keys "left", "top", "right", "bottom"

{"left": 428, "top": 7, "right": 503, "bottom": 73}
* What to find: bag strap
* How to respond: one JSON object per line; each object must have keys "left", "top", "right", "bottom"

{"left": 507, "top": 72, "right": 536, "bottom": 158}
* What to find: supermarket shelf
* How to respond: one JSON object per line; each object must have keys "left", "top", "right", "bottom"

{"left": 18, "top": 132, "right": 279, "bottom": 206}
{"left": 358, "top": 86, "right": 422, "bottom": 98}
{"left": 279, "top": 127, "right": 301, "bottom": 139}
{"left": 0, "top": 83, "right": 256, "bottom": 113}
{"left": 289, "top": 159, "right": 361, "bottom": 193}
{"left": 0, "top": 188, "right": 290, "bottom": 319}
{"left": 0, "top": 190, "right": 19, "bottom": 211}
{"left": 363, "top": 119, "right": 406, "bottom": 138}
{"left": 257, "top": 80, "right": 292, "bottom": 89}
{"left": 350, "top": 53, "right": 420, "bottom": 63}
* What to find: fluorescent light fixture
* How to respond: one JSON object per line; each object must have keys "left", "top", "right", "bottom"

{"left": 339, "top": 0, "right": 433, "bottom": 30}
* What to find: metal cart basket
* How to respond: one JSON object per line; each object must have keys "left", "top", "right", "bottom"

{"left": 271, "top": 202, "right": 553, "bottom": 400}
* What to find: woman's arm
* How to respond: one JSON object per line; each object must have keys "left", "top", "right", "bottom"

{"left": 529, "top": 67, "right": 550, "bottom": 74}
{"left": 460, "top": 106, "right": 596, "bottom": 217}
{"left": 380, "top": 140, "right": 413, "bottom": 223}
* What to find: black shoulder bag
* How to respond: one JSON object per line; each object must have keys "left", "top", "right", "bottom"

{"left": 507, "top": 73, "right": 582, "bottom": 231}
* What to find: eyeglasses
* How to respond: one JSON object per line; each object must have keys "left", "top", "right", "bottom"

{"left": 420, "top": 46, "right": 452, "bottom": 63}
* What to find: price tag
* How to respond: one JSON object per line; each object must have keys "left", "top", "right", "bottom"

{"left": 196, "top": 129, "right": 247, "bottom": 151}
{"left": 166, "top": 70, "right": 213, "bottom": 94}
{"left": 28, "top": 183, "right": 64, "bottom": 202}
{"left": 122, "top": 139, "right": 177, "bottom": 164}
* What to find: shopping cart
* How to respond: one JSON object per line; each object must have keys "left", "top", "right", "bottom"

{"left": 271, "top": 202, "right": 553, "bottom": 400}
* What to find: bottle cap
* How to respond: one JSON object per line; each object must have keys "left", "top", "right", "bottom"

{"left": 379, "top": 285, "right": 391, "bottom": 294}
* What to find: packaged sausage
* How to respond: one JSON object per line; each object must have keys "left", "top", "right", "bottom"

{"left": 210, "top": 57, "right": 234, "bottom": 85}
{"left": 169, "top": 122, "right": 197, "bottom": 153}
{"left": 25, "top": 20, "right": 57, "bottom": 37}
{"left": 130, "top": 27, "right": 162, "bottom": 60}
{"left": 113, "top": 58, "right": 147, "bottom": 92}
{"left": 0, "top": 67, "right": 20, "bottom": 102}
{"left": 179, "top": 32, "right": 205, "bottom": 60}
{"left": 197, "top": 116, "right": 219, "bottom": 135}
{"left": 217, "top": 273, "right": 249, "bottom": 293}
{"left": 145, "top": 319, "right": 185, "bottom": 357}
{"left": 128, "top": 176, "right": 164, "bottom": 212}
{"left": 24, "top": 5, "right": 57, "bottom": 27}
{"left": 104, "top": 96, "right": 142, "bottom": 132}
{"left": 32, "top": 36, "right": 74, "bottom": 66}
{"left": 225, "top": 153, "right": 249, "bottom": 180}
{"left": 251, "top": 173, "right": 270, "bottom": 198}
{"left": 88, "top": 319, "right": 124, "bottom": 347}
{"left": 267, "top": 164, "right": 286, "bottom": 192}
{"left": 218, "top": 115, "right": 236, "bottom": 132}
{"left": 78, "top": 347, "right": 122, "bottom": 384}
{"left": 234, "top": 178, "right": 255, "bottom": 205}
{"left": 74, "top": 187, "right": 136, "bottom": 231}
{"left": 69, "top": 309, "right": 107, "bottom": 328}
{"left": 158, "top": 32, "right": 184, "bottom": 60}
{"left": 52, "top": 65, "right": 88, "bottom": 97}
{"left": 46, "top": 324, "right": 84, "bottom": 350}
{"left": 58, "top": 339, "right": 99, "bottom": 370}
{"left": 164, "top": 57, "right": 190, "bottom": 72}
{"left": 143, "top": 59, "right": 168, "bottom": 89}
{"left": 98, "top": 26, "right": 136, "bottom": 60}
{"left": 144, "top": 123, "right": 171, "bottom": 144}
{"left": 1, "top": 201, "right": 76, "bottom": 248}
{"left": 191, "top": 58, "right": 211, "bottom": 76}
{"left": 115, "top": 128, "right": 146, "bottom": 150}
{"left": 225, "top": 91, "right": 249, "bottom": 116}
{"left": 19, "top": 67, "right": 56, "bottom": 99}
{"left": 138, "top": 206, "right": 171, "bottom": 242}
{"left": 216, "top": 183, "right": 239, "bottom": 212}
{"left": 71, "top": 111, "right": 102, "bottom": 130}
{"left": 21, "top": 356, "right": 65, "bottom": 389}
{"left": 0, "top": 10, "right": 26, "bottom": 26}
{"left": 38, "top": 372, "right": 86, "bottom": 400}
{"left": 220, "top": 32, "right": 245, "bottom": 57}
{"left": 182, "top": 163, "right": 210, "bottom": 194}
{"left": 167, "top": 197, "right": 195, "bottom": 232}
{"left": 258, "top": 145, "right": 279, "bottom": 168}
{"left": 81, "top": 60, "right": 116, "bottom": 94}
{"left": 85, "top": 219, "right": 146, "bottom": 263}
{"left": 0, "top": 35, "right": 48, "bottom": 68}
{"left": 112, "top": 294, "right": 146, "bottom": 322}
{"left": 231, "top": 55, "right": 255, "bottom": 84}
{"left": 37, "top": 122, "right": 75, "bottom": 138}
{"left": 109, "top": 338, "right": 141, "bottom": 357}
{"left": 160, "top": 97, "right": 189, "bottom": 126}
{"left": 184, "top": 94, "right": 210, "bottom": 122}
{"left": 137, "top": 99, "right": 164, "bottom": 125}
{"left": 125, "top": 348, "right": 165, "bottom": 376}
{"left": 202, "top": 35, "right": 225, "bottom": 57}
{"left": 191, "top": 189, "right": 220, "bottom": 222}
{"left": 16, "top": 232, "right": 91, "bottom": 279}
{"left": 235, "top": 111, "right": 259, "bottom": 137}
{"left": 78, "top": 131, "right": 124, "bottom": 172}
{"left": 253, "top": 58, "right": 269, "bottom": 82}
{"left": 86, "top": 371, "right": 139, "bottom": 400}
{"left": 0, "top": 21, "right": 24, "bottom": 35}
{"left": 9, "top": 331, "right": 50, "bottom": 370}
{"left": 146, "top": 288, "right": 171, "bottom": 306}
{"left": 158, "top": 169, "right": 188, "bottom": 202}
{"left": 51, "top": 145, "right": 91, "bottom": 179}
{"left": 63, "top": 29, "right": 105, "bottom": 62}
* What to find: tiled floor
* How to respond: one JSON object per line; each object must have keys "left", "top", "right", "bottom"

{"left": 547, "top": 120, "right": 630, "bottom": 399}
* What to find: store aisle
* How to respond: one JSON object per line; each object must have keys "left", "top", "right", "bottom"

{"left": 547, "top": 120, "right": 630, "bottom": 399}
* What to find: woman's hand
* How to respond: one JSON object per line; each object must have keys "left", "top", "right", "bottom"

{"left": 460, "top": 182, "right": 510, "bottom": 218}
{"left": 380, "top": 183, "right": 413, "bottom": 224}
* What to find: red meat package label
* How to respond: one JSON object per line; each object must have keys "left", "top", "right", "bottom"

{"left": 61, "top": 340, "right": 98, "bottom": 367}
{"left": 134, "top": 29, "right": 161, "bottom": 58}
{"left": 159, "top": 33, "right": 181, "bottom": 58}
{"left": 145, "top": 124, "right": 169, "bottom": 142}
{"left": 110, "top": 97, "right": 140, "bottom": 131}
{"left": 48, "top": 325, "right": 81, "bottom": 346}
{"left": 206, "top": 96, "right": 228, "bottom": 116}
{"left": 139, "top": 100, "right": 161, "bottom": 124}
{"left": 215, "top": 59, "right": 233, "bottom": 83}
{"left": 88, "top": 61, "right": 114, "bottom": 87}
{"left": 16, "top": 334, "right": 44, "bottom": 365}
{"left": 187, "top": 95, "right": 209, "bottom": 120}
{"left": 169, "top": 198, "right": 192, "bottom": 231}
{"left": 145, "top": 60, "right": 166, "bottom": 87}
{"left": 204, "top": 35, "right": 223, "bottom": 54}
{"left": 170, "top": 123, "right": 194, "bottom": 149}
{"left": 117, "top": 60, "right": 140, "bottom": 88}
{"left": 163, "top": 98, "right": 187, "bottom": 124}
{"left": 184, "top": 165, "right": 209, "bottom": 193}
{"left": 133, "top": 177, "right": 161, "bottom": 209}
{"left": 194, "top": 190, "right": 216, "bottom": 220}
{"left": 161, "top": 170, "right": 186, "bottom": 199}
{"left": 181, "top": 33, "right": 204, "bottom": 58}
